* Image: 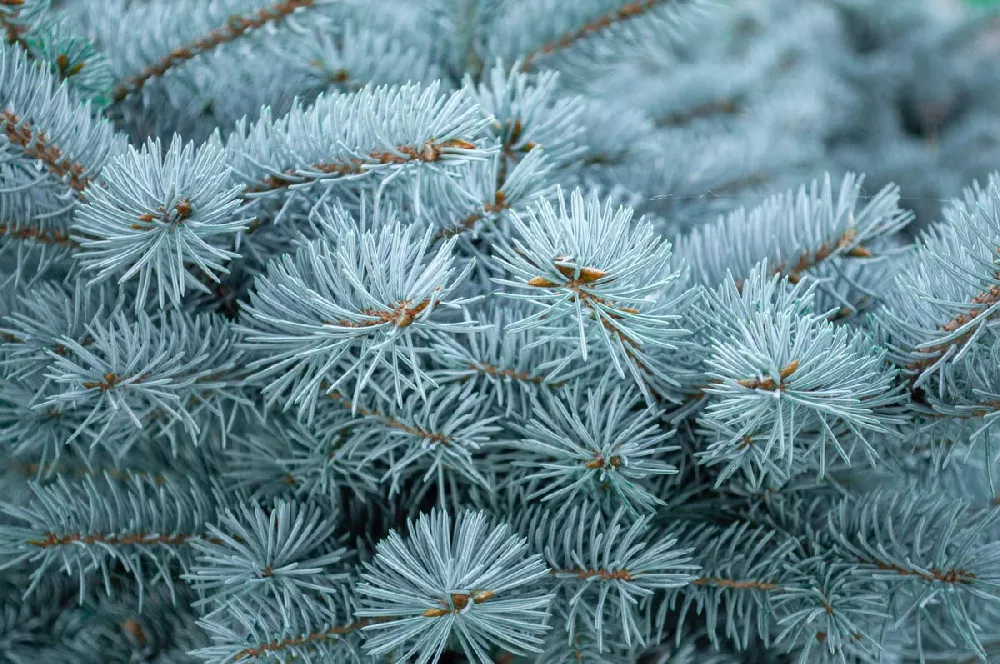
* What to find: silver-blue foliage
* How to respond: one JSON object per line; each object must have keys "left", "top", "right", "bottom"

{"left": 1, "top": 1, "right": 999, "bottom": 663}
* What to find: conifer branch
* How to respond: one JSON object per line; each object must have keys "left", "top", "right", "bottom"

{"left": 467, "top": 360, "right": 549, "bottom": 385}
{"left": 1, "top": 0, "right": 109, "bottom": 101}
{"left": 324, "top": 388, "right": 452, "bottom": 446}
{"left": 681, "top": 174, "right": 909, "bottom": 290}
{"left": 859, "top": 558, "right": 978, "bottom": 585}
{"left": 555, "top": 567, "right": 634, "bottom": 581}
{"left": 356, "top": 510, "right": 552, "bottom": 659}
{"left": 731, "top": 229, "right": 874, "bottom": 292}
{"left": 232, "top": 618, "right": 381, "bottom": 660}
{"left": 26, "top": 531, "right": 225, "bottom": 548}
{"left": 906, "top": 280, "right": 1000, "bottom": 374}
{"left": 0, "top": 221, "right": 79, "bottom": 247}
{"left": 656, "top": 97, "right": 743, "bottom": 127}
{"left": 110, "top": 0, "right": 317, "bottom": 103}
{"left": 691, "top": 576, "right": 782, "bottom": 591}
{"left": 434, "top": 190, "right": 508, "bottom": 241}
{"left": 771, "top": 228, "right": 873, "bottom": 285}
{"left": 520, "top": 0, "right": 683, "bottom": 71}
{"left": 242, "top": 138, "right": 477, "bottom": 196}
{"left": 8, "top": 460, "right": 168, "bottom": 485}
{"left": 1, "top": 109, "right": 93, "bottom": 193}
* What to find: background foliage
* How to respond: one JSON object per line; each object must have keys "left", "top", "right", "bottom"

{"left": 2, "top": 0, "right": 1000, "bottom": 662}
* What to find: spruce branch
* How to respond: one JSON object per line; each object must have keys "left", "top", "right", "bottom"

{"left": 896, "top": 331, "right": 1000, "bottom": 470}
{"left": 4, "top": 434, "right": 219, "bottom": 488}
{"left": 0, "top": 279, "right": 115, "bottom": 384}
{"left": 328, "top": 381, "right": 502, "bottom": 493}
{"left": 0, "top": 474, "right": 222, "bottom": 606}
{"left": 242, "top": 137, "right": 477, "bottom": 195}
{"left": 466, "top": 61, "right": 586, "bottom": 175}
{"left": 677, "top": 173, "right": 913, "bottom": 292}
{"left": 432, "top": 147, "right": 554, "bottom": 244}
{"left": 828, "top": 491, "right": 1000, "bottom": 661}
{"left": 228, "top": 81, "right": 491, "bottom": 189}
{"left": 662, "top": 521, "right": 796, "bottom": 650}
{"left": 224, "top": 407, "right": 379, "bottom": 503}
{"left": 503, "top": 0, "right": 702, "bottom": 73}
{"left": 0, "top": 0, "right": 112, "bottom": 104}
{"left": 355, "top": 510, "right": 554, "bottom": 663}
{"left": 0, "top": 41, "right": 124, "bottom": 202}
{"left": 493, "top": 186, "right": 686, "bottom": 390}
{"left": 192, "top": 591, "right": 365, "bottom": 662}
{"left": 184, "top": 500, "right": 350, "bottom": 611}
{"left": 772, "top": 559, "right": 890, "bottom": 663}
{"left": 0, "top": 213, "right": 79, "bottom": 283}
{"left": 0, "top": 220, "right": 77, "bottom": 247}
{"left": 34, "top": 308, "right": 246, "bottom": 451}
{"left": 72, "top": 135, "right": 250, "bottom": 310}
{"left": 879, "top": 175, "right": 1000, "bottom": 395}
{"left": 510, "top": 379, "right": 679, "bottom": 514}
{"left": 426, "top": 300, "right": 588, "bottom": 419}
{"left": 237, "top": 204, "right": 482, "bottom": 418}
{"left": 1, "top": 109, "right": 91, "bottom": 193}
{"left": 696, "top": 263, "right": 907, "bottom": 488}
{"left": 226, "top": 81, "right": 493, "bottom": 237}
{"left": 109, "top": 0, "right": 324, "bottom": 104}
{"left": 228, "top": 617, "right": 374, "bottom": 661}
{"left": 520, "top": 502, "right": 698, "bottom": 651}
{"left": 271, "top": 19, "right": 443, "bottom": 113}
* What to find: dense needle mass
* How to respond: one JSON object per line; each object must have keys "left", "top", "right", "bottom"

{"left": 1, "top": 1, "right": 999, "bottom": 663}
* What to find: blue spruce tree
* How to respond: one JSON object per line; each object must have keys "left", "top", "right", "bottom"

{"left": 1, "top": 0, "right": 1000, "bottom": 662}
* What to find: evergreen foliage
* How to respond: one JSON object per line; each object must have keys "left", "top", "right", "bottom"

{"left": 1, "top": 0, "right": 1000, "bottom": 662}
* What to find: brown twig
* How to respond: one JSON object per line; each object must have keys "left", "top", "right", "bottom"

{"left": 555, "top": 567, "right": 633, "bottom": 581}
{"left": 860, "top": 558, "right": 977, "bottom": 585}
{"left": 691, "top": 576, "right": 781, "bottom": 591}
{"left": 324, "top": 388, "right": 451, "bottom": 446}
{"left": 773, "top": 228, "right": 872, "bottom": 285}
{"left": 233, "top": 617, "right": 388, "bottom": 660}
{"left": 243, "top": 139, "right": 475, "bottom": 196}
{"left": 0, "top": 222, "right": 79, "bottom": 248}
{"left": 28, "top": 531, "right": 224, "bottom": 548}
{"left": 435, "top": 191, "right": 509, "bottom": 241}
{"left": 323, "top": 298, "right": 432, "bottom": 330}
{"left": 241, "top": 138, "right": 476, "bottom": 237}
{"left": 468, "top": 361, "right": 550, "bottom": 385}
{"left": 8, "top": 460, "right": 168, "bottom": 486}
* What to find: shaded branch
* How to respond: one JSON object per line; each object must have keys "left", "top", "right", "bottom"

{"left": 233, "top": 618, "right": 385, "bottom": 661}
{"left": 0, "top": 222, "right": 80, "bottom": 248}
{"left": 111, "top": 0, "right": 317, "bottom": 103}
{"left": 27, "top": 530, "right": 224, "bottom": 548}
{"left": 690, "top": 576, "right": 781, "bottom": 591}
{"left": 520, "top": 0, "right": 684, "bottom": 71}
{"left": 323, "top": 386, "right": 452, "bottom": 446}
